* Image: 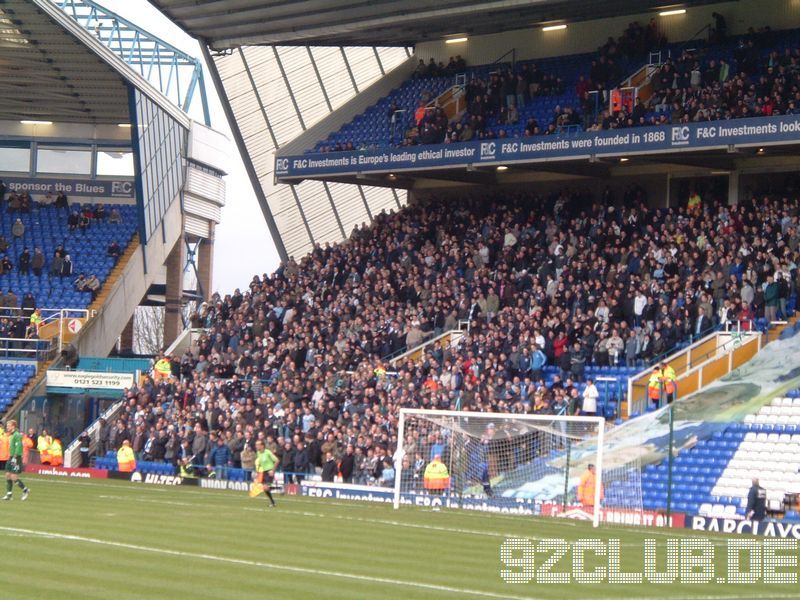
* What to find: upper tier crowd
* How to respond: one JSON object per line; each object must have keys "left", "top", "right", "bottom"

{"left": 103, "top": 186, "right": 800, "bottom": 483}
{"left": 321, "top": 23, "right": 800, "bottom": 151}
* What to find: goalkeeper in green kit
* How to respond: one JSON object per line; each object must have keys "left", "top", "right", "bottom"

{"left": 254, "top": 439, "right": 278, "bottom": 507}
{"left": 3, "top": 420, "right": 29, "bottom": 501}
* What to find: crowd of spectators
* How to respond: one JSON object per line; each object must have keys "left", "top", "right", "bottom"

{"left": 101, "top": 185, "right": 800, "bottom": 484}
{"left": 0, "top": 183, "right": 127, "bottom": 341}
{"left": 321, "top": 23, "right": 800, "bottom": 152}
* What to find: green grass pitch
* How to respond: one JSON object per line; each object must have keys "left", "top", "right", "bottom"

{"left": 0, "top": 475, "right": 795, "bottom": 599}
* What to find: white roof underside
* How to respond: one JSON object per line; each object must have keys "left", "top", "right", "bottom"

{"left": 212, "top": 45, "right": 409, "bottom": 260}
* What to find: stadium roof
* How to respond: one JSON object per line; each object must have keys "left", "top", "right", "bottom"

{"left": 0, "top": 0, "right": 189, "bottom": 126}
{"left": 148, "top": 0, "right": 726, "bottom": 50}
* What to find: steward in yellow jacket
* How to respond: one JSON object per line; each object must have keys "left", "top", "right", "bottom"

{"left": 576, "top": 464, "right": 604, "bottom": 507}
{"left": 423, "top": 455, "right": 450, "bottom": 494}
{"left": 117, "top": 440, "right": 136, "bottom": 472}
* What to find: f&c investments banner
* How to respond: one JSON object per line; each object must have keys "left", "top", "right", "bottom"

{"left": 276, "top": 114, "right": 800, "bottom": 179}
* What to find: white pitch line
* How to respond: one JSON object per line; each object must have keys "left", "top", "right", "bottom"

{"left": 0, "top": 525, "right": 534, "bottom": 600}
{"left": 24, "top": 477, "right": 168, "bottom": 492}
{"left": 243, "top": 506, "right": 533, "bottom": 539}
{"left": 99, "top": 495, "right": 193, "bottom": 507}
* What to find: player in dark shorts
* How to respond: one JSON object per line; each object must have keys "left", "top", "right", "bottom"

{"left": 3, "top": 420, "right": 29, "bottom": 501}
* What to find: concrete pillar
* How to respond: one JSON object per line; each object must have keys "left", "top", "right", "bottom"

{"left": 164, "top": 238, "right": 184, "bottom": 349}
{"left": 197, "top": 224, "right": 215, "bottom": 301}
{"left": 119, "top": 315, "right": 135, "bottom": 354}
{"left": 665, "top": 173, "right": 672, "bottom": 208}
{"left": 727, "top": 171, "right": 739, "bottom": 206}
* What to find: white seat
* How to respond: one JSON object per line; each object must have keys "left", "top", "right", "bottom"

{"left": 780, "top": 434, "right": 792, "bottom": 444}
{"left": 699, "top": 503, "right": 713, "bottom": 516}
{"left": 782, "top": 397, "right": 794, "bottom": 406}
{"left": 744, "top": 415, "right": 756, "bottom": 424}
{"left": 757, "top": 432, "right": 770, "bottom": 442}
{"left": 745, "top": 432, "right": 757, "bottom": 441}
{"left": 761, "top": 407, "right": 774, "bottom": 416}
{"left": 724, "top": 505, "right": 738, "bottom": 516}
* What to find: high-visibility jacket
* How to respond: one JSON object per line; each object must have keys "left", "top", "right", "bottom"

{"left": 577, "top": 470, "right": 604, "bottom": 506}
{"left": 154, "top": 358, "right": 171, "bottom": 374}
{"left": 423, "top": 459, "right": 450, "bottom": 490}
{"left": 117, "top": 445, "right": 136, "bottom": 472}
{"left": 688, "top": 192, "right": 701, "bottom": 211}
{"left": 648, "top": 370, "right": 663, "bottom": 400}
{"left": 662, "top": 365, "right": 677, "bottom": 394}
{"left": 154, "top": 358, "right": 171, "bottom": 379}
{"left": 30, "top": 312, "right": 43, "bottom": 328}
{"left": 22, "top": 435, "right": 33, "bottom": 464}
{"left": 49, "top": 439, "right": 63, "bottom": 466}
{"left": 0, "top": 432, "right": 9, "bottom": 461}
{"left": 38, "top": 435, "right": 52, "bottom": 464}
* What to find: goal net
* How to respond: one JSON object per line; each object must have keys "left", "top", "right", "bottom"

{"left": 393, "top": 409, "right": 643, "bottom": 527}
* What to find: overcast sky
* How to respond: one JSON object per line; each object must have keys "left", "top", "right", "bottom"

{"left": 99, "top": 0, "right": 280, "bottom": 295}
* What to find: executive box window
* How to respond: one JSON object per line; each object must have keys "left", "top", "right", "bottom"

{"left": 97, "top": 150, "right": 134, "bottom": 177}
{"left": 37, "top": 146, "right": 92, "bottom": 175}
{"left": 0, "top": 146, "right": 31, "bottom": 173}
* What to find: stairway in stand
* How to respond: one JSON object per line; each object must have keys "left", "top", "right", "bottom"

{"left": 88, "top": 233, "right": 140, "bottom": 315}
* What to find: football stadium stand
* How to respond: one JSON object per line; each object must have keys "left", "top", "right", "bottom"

{"left": 316, "top": 26, "right": 800, "bottom": 152}
{"left": 640, "top": 386, "right": 800, "bottom": 518}
{"left": 0, "top": 199, "right": 137, "bottom": 309}
{"left": 88, "top": 185, "right": 799, "bottom": 485}
{"left": 0, "top": 363, "right": 36, "bottom": 415}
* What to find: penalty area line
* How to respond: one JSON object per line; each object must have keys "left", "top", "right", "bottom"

{"left": 0, "top": 525, "right": 532, "bottom": 600}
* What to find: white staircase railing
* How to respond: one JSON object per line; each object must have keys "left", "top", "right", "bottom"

{"left": 64, "top": 398, "right": 125, "bottom": 468}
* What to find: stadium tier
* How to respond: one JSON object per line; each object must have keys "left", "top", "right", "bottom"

{"left": 0, "top": 362, "right": 36, "bottom": 414}
{"left": 315, "top": 27, "right": 800, "bottom": 153}
{"left": 641, "top": 389, "right": 800, "bottom": 518}
{"left": 0, "top": 201, "right": 137, "bottom": 309}
{"left": 90, "top": 187, "right": 798, "bottom": 486}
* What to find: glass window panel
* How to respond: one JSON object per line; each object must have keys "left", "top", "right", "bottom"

{"left": 0, "top": 146, "right": 30, "bottom": 172}
{"left": 96, "top": 150, "right": 134, "bottom": 177}
{"left": 37, "top": 147, "right": 92, "bottom": 175}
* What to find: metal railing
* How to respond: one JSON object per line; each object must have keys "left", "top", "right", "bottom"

{"left": 64, "top": 398, "right": 125, "bottom": 468}
{"left": 384, "top": 320, "right": 470, "bottom": 365}
{"left": 489, "top": 48, "right": 516, "bottom": 71}
{"left": 627, "top": 322, "right": 761, "bottom": 416}
{"left": 0, "top": 337, "right": 55, "bottom": 362}
{"left": 0, "top": 307, "right": 93, "bottom": 352}
{"left": 637, "top": 322, "right": 722, "bottom": 372}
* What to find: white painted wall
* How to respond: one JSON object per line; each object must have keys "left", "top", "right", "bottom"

{"left": 0, "top": 120, "right": 131, "bottom": 143}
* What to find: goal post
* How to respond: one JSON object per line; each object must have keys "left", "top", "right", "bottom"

{"left": 393, "top": 409, "right": 616, "bottom": 528}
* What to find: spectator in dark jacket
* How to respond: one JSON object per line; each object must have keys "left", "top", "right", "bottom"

{"left": 206, "top": 437, "right": 232, "bottom": 478}
{"left": 293, "top": 441, "right": 310, "bottom": 483}
{"left": 191, "top": 423, "right": 209, "bottom": 466}
{"left": 339, "top": 444, "right": 355, "bottom": 483}
{"left": 321, "top": 451, "right": 338, "bottom": 482}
